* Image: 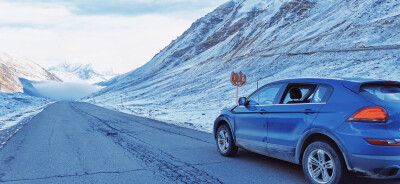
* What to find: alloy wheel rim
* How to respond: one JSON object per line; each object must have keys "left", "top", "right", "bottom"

{"left": 307, "top": 149, "right": 335, "bottom": 184}
{"left": 217, "top": 130, "right": 229, "bottom": 152}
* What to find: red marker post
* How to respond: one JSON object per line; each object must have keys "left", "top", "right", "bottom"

{"left": 230, "top": 71, "right": 247, "bottom": 104}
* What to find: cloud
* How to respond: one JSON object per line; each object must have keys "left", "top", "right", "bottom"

{"left": 0, "top": 0, "right": 228, "bottom": 73}
{"left": 32, "top": 81, "right": 103, "bottom": 101}
{"left": 3, "top": 0, "right": 227, "bottom": 16}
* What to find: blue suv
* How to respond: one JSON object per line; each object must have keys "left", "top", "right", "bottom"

{"left": 213, "top": 78, "right": 400, "bottom": 184}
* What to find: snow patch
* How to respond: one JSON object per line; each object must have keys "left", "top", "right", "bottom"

{"left": 0, "top": 92, "right": 52, "bottom": 148}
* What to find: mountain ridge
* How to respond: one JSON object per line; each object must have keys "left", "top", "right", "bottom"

{"left": 0, "top": 52, "right": 61, "bottom": 93}
{"left": 85, "top": 0, "right": 400, "bottom": 131}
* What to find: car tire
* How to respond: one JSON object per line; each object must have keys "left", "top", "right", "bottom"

{"left": 302, "top": 141, "right": 345, "bottom": 184}
{"left": 216, "top": 124, "right": 238, "bottom": 157}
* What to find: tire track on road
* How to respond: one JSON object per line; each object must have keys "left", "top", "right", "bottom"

{"left": 71, "top": 103, "right": 222, "bottom": 184}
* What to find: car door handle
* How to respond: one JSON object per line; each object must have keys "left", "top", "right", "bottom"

{"left": 304, "top": 109, "right": 316, "bottom": 114}
{"left": 259, "top": 109, "right": 268, "bottom": 114}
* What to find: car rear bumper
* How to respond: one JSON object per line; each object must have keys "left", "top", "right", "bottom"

{"left": 348, "top": 153, "right": 400, "bottom": 179}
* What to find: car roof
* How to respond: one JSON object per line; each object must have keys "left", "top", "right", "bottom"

{"left": 271, "top": 77, "right": 371, "bottom": 84}
{"left": 269, "top": 77, "right": 399, "bottom": 93}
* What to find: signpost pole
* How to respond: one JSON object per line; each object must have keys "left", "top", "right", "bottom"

{"left": 236, "top": 86, "right": 239, "bottom": 105}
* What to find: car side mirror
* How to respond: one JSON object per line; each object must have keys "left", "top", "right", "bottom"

{"left": 238, "top": 97, "right": 247, "bottom": 106}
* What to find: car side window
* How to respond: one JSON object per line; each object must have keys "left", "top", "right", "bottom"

{"left": 281, "top": 84, "right": 317, "bottom": 104}
{"left": 311, "top": 85, "right": 334, "bottom": 103}
{"left": 248, "top": 83, "right": 283, "bottom": 105}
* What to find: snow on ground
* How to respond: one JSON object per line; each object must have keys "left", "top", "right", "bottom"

{"left": 85, "top": 50, "right": 400, "bottom": 133}
{"left": 87, "top": 99, "right": 233, "bottom": 133}
{"left": 0, "top": 92, "right": 52, "bottom": 148}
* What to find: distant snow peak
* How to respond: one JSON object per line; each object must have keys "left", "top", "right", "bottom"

{"left": 48, "top": 62, "right": 118, "bottom": 84}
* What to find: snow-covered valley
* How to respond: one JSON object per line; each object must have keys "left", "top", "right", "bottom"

{"left": 2, "top": 0, "right": 400, "bottom": 133}
{"left": 0, "top": 56, "right": 105, "bottom": 140}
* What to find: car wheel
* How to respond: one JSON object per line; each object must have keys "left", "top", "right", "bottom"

{"left": 302, "top": 141, "right": 345, "bottom": 184}
{"left": 216, "top": 124, "right": 238, "bottom": 157}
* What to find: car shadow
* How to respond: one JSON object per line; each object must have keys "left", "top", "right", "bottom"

{"left": 234, "top": 149, "right": 400, "bottom": 184}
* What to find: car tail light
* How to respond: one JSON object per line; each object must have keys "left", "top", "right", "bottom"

{"left": 385, "top": 81, "right": 398, "bottom": 85}
{"left": 365, "top": 139, "right": 400, "bottom": 146}
{"left": 347, "top": 107, "right": 388, "bottom": 123}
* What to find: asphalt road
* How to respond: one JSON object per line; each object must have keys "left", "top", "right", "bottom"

{"left": 0, "top": 102, "right": 398, "bottom": 184}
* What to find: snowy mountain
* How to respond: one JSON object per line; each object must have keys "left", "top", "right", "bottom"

{"left": 85, "top": 0, "right": 400, "bottom": 132}
{"left": 0, "top": 52, "right": 61, "bottom": 93}
{"left": 48, "top": 62, "right": 117, "bottom": 84}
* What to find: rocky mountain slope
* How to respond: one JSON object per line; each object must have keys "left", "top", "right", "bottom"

{"left": 48, "top": 62, "right": 117, "bottom": 84}
{"left": 85, "top": 0, "right": 400, "bottom": 132}
{"left": 0, "top": 53, "right": 61, "bottom": 93}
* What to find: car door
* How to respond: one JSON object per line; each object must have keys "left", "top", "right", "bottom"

{"left": 266, "top": 83, "right": 333, "bottom": 162}
{"left": 233, "top": 83, "right": 284, "bottom": 155}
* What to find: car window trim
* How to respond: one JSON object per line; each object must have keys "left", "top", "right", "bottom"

{"left": 246, "top": 82, "right": 334, "bottom": 106}
{"left": 244, "top": 103, "right": 327, "bottom": 108}
{"left": 268, "top": 102, "right": 327, "bottom": 106}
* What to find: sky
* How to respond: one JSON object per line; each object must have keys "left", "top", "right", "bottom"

{"left": 0, "top": 0, "right": 228, "bottom": 74}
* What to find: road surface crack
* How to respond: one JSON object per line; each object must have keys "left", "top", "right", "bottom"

{"left": 194, "top": 161, "right": 231, "bottom": 166}
{"left": 47, "top": 120, "right": 55, "bottom": 147}
{"left": 0, "top": 169, "right": 147, "bottom": 182}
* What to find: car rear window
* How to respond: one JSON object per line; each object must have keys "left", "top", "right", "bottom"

{"left": 360, "top": 84, "right": 400, "bottom": 103}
